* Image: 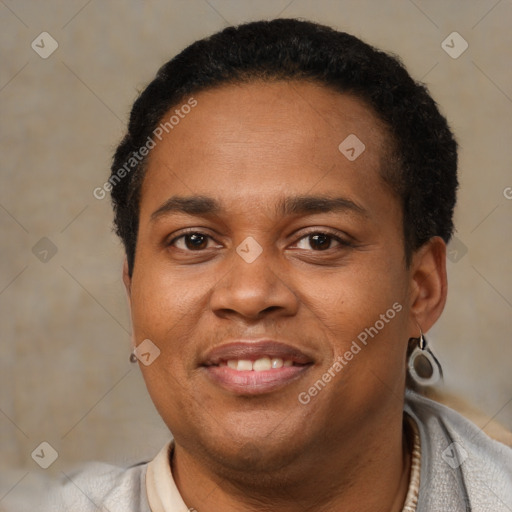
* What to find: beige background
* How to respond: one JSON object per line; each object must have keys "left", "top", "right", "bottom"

{"left": 1, "top": 0, "right": 511, "bottom": 495}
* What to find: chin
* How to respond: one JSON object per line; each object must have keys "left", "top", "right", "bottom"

{"left": 207, "top": 436, "right": 304, "bottom": 479}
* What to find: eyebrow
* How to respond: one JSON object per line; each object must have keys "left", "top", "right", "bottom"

{"left": 150, "top": 194, "right": 367, "bottom": 221}
{"left": 280, "top": 195, "right": 367, "bottom": 217}
{"left": 151, "top": 196, "right": 220, "bottom": 221}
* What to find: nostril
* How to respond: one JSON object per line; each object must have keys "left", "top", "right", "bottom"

{"left": 262, "top": 305, "right": 281, "bottom": 314}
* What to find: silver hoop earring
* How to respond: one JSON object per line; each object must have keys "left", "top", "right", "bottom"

{"left": 408, "top": 332, "right": 443, "bottom": 387}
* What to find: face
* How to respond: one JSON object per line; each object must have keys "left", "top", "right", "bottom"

{"left": 126, "top": 81, "right": 416, "bottom": 473}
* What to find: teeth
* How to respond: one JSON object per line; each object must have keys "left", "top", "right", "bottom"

{"left": 224, "top": 357, "right": 293, "bottom": 371}
{"left": 271, "top": 358, "right": 283, "bottom": 369}
{"left": 253, "top": 357, "right": 272, "bottom": 371}
{"left": 237, "top": 360, "right": 253, "bottom": 371}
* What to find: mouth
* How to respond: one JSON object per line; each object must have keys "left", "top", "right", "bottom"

{"left": 201, "top": 340, "right": 314, "bottom": 395}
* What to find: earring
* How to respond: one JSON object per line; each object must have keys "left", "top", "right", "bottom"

{"left": 408, "top": 330, "right": 443, "bottom": 387}
{"left": 130, "top": 351, "right": 138, "bottom": 363}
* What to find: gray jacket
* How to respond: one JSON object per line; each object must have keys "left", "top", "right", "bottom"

{"left": 3, "top": 392, "right": 511, "bottom": 511}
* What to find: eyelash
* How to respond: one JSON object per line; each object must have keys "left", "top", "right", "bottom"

{"left": 167, "top": 228, "right": 353, "bottom": 252}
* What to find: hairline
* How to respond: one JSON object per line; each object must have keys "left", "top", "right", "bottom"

{"left": 126, "top": 79, "right": 414, "bottom": 274}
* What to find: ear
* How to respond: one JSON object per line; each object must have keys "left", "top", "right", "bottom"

{"left": 408, "top": 236, "right": 447, "bottom": 337}
{"left": 122, "top": 258, "right": 137, "bottom": 353}
{"left": 122, "top": 258, "right": 132, "bottom": 299}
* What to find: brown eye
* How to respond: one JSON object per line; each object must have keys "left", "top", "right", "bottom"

{"left": 308, "top": 233, "right": 332, "bottom": 251}
{"left": 186, "top": 233, "right": 208, "bottom": 250}
{"left": 173, "top": 232, "right": 211, "bottom": 250}
{"left": 295, "top": 232, "right": 341, "bottom": 251}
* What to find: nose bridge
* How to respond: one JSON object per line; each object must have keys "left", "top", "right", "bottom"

{"left": 210, "top": 242, "right": 297, "bottom": 319}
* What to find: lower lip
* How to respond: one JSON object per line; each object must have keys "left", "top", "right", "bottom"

{"left": 203, "top": 365, "right": 311, "bottom": 395}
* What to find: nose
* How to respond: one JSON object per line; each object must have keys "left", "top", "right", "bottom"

{"left": 209, "top": 246, "right": 299, "bottom": 321}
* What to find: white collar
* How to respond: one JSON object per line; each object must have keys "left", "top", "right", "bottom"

{"left": 145, "top": 441, "right": 191, "bottom": 512}
{"left": 146, "top": 421, "right": 421, "bottom": 512}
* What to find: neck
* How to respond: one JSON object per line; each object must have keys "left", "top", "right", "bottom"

{"left": 172, "top": 408, "right": 412, "bottom": 512}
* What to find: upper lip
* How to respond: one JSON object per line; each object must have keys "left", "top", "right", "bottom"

{"left": 202, "top": 340, "right": 314, "bottom": 366}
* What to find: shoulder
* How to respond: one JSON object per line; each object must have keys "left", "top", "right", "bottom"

{"left": 405, "top": 391, "right": 512, "bottom": 511}
{"left": 61, "top": 460, "right": 150, "bottom": 512}
{"left": 3, "top": 461, "right": 151, "bottom": 512}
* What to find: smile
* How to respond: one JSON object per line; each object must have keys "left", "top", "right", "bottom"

{"left": 201, "top": 340, "right": 314, "bottom": 395}
{"left": 223, "top": 357, "right": 293, "bottom": 371}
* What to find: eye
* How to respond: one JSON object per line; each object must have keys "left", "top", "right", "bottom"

{"left": 294, "top": 232, "right": 347, "bottom": 251}
{"left": 170, "top": 232, "right": 219, "bottom": 251}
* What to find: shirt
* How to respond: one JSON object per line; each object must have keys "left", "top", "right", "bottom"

{"left": 3, "top": 391, "right": 511, "bottom": 511}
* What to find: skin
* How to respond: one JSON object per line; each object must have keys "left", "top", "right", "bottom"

{"left": 123, "top": 81, "right": 447, "bottom": 512}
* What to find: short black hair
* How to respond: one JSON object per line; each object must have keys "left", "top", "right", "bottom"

{"left": 110, "top": 18, "right": 458, "bottom": 275}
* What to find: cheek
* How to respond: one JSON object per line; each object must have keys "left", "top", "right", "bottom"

{"left": 139, "top": 363, "right": 192, "bottom": 438}
{"left": 129, "top": 262, "right": 212, "bottom": 388}
{"left": 297, "top": 256, "right": 407, "bottom": 341}
{"left": 130, "top": 269, "right": 198, "bottom": 423}
{"left": 303, "top": 271, "right": 408, "bottom": 415}
{"left": 129, "top": 261, "right": 198, "bottom": 338}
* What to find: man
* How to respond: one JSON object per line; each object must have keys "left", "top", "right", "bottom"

{"left": 33, "top": 18, "right": 512, "bottom": 511}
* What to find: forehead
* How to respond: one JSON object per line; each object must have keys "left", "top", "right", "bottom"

{"left": 140, "top": 80, "right": 391, "bottom": 214}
